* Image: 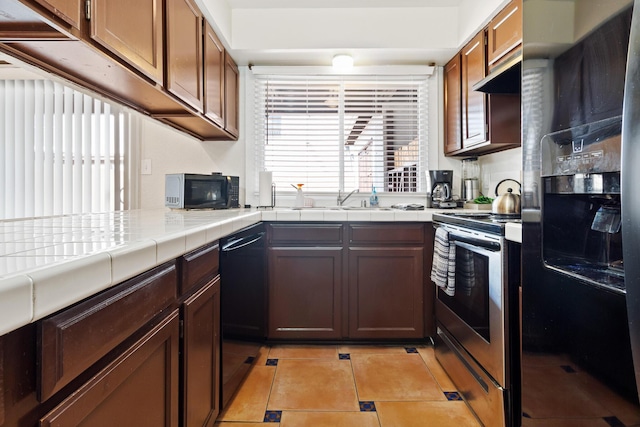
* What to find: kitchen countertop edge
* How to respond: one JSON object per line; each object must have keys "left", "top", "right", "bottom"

{"left": 0, "top": 207, "right": 522, "bottom": 336}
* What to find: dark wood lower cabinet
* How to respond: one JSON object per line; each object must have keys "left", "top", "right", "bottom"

{"left": 266, "top": 222, "right": 433, "bottom": 341}
{"left": 268, "top": 247, "right": 343, "bottom": 339}
{"left": 182, "top": 276, "right": 221, "bottom": 427}
{"left": 40, "top": 310, "right": 180, "bottom": 427}
{"left": 348, "top": 248, "right": 424, "bottom": 339}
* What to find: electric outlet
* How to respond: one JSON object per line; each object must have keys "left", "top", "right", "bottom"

{"left": 142, "top": 159, "right": 152, "bottom": 175}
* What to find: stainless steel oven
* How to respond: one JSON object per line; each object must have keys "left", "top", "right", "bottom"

{"left": 432, "top": 213, "right": 519, "bottom": 427}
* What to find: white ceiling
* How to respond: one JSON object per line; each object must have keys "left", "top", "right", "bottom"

{"left": 227, "top": 0, "right": 462, "bottom": 9}
{"left": 206, "top": 0, "right": 504, "bottom": 67}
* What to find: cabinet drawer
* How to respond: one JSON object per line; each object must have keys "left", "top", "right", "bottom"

{"left": 349, "top": 223, "right": 425, "bottom": 245}
{"left": 40, "top": 310, "right": 180, "bottom": 427}
{"left": 38, "top": 262, "right": 178, "bottom": 402}
{"left": 268, "top": 223, "right": 343, "bottom": 246}
{"left": 180, "top": 243, "right": 219, "bottom": 296}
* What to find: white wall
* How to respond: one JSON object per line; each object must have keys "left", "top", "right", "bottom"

{"left": 138, "top": 118, "right": 226, "bottom": 209}
{"left": 478, "top": 147, "right": 522, "bottom": 198}
{"left": 231, "top": 7, "right": 459, "bottom": 52}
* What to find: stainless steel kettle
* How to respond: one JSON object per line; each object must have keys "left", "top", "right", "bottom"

{"left": 492, "top": 179, "right": 521, "bottom": 215}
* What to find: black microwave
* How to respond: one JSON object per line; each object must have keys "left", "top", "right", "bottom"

{"left": 165, "top": 173, "right": 240, "bottom": 209}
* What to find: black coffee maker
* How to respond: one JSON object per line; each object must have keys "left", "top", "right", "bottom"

{"left": 428, "top": 170, "right": 456, "bottom": 208}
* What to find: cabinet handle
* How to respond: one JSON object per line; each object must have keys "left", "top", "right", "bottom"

{"left": 85, "top": 0, "right": 91, "bottom": 20}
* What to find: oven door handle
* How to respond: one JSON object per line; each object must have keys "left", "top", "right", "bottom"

{"left": 451, "top": 235, "right": 501, "bottom": 252}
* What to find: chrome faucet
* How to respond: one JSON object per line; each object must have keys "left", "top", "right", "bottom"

{"left": 337, "top": 188, "right": 359, "bottom": 206}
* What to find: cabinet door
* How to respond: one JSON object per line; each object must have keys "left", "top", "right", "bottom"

{"left": 204, "top": 22, "right": 225, "bottom": 127}
{"left": 40, "top": 310, "right": 180, "bottom": 427}
{"left": 224, "top": 52, "right": 239, "bottom": 138}
{"left": 268, "top": 248, "right": 342, "bottom": 339}
{"left": 444, "top": 54, "right": 462, "bottom": 154}
{"left": 182, "top": 276, "right": 221, "bottom": 427}
{"left": 348, "top": 248, "right": 424, "bottom": 339}
{"left": 487, "top": 0, "right": 522, "bottom": 68}
{"left": 166, "top": 0, "right": 204, "bottom": 112}
{"left": 32, "top": 0, "right": 82, "bottom": 30}
{"left": 461, "top": 31, "right": 487, "bottom": 147}
{"left": 90, "top": 0, "right": 164, "bottom": 85}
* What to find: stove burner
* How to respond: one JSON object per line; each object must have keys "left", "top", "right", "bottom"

{"left": 433, "top": 212, "right": 521, "bottom": 235}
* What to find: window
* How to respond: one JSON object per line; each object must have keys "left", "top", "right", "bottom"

{"left": 254, "top": 75, "right": 428, "bottom": 194}
{"left": 0, "top": 79, "right": 136, "bottom": 220}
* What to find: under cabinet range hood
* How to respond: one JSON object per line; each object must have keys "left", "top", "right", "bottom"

{"left": 473, "top": 51, "right": 522, "bottom": 94}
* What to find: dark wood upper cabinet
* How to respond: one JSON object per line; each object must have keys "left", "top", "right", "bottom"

{"left": 224, "top": 52, "right": 240, "bottom": 138}
{"left": 40, "top": 310, "right": 180, "bottom": 427}
{"left": 204, "top": 22, "right": 225, "bottom": 127}
{"left": 32, "top": 0, "right": 82, "bottom": 30}
{"left": 444, "top": 0, "right": 522, "bottom": 157}
{"left": 444, "top": 54, "right": 462, "bottom": 154}
{"left": 487, "top": 0, "right": 522, "bottom": 69}
{"left": 90, "top": 0, "right": 164, "bottom": 85}
{"left": 166, "top": 0, "right": 204, "bottom": 112}
{"left": 182, "top": 276, "right": 221, "bottom": 427}
{"left": 461, "top": 31, "right": 487, "bottom": 148}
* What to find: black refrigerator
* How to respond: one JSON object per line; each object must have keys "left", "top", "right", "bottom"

{"left": 521, "top": 0, "right": 640, "bottom": 425}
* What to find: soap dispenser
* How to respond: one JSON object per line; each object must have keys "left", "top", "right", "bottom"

{"left": 294, "top": 183, "right": 305, "bottom": 208}
{"left": 369, "top": 186, "right": 379, "bottom": 207}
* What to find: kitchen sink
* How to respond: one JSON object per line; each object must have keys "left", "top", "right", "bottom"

{"left": 290, "top": 206, "right": 393, "bottom": 211}
{"left": 338, "top": 206, "right": 393, "bottom": 211}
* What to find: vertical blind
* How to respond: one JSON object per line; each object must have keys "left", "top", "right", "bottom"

{"left": 254, "top": 75, "right": 428, "bottom": 193}
{"left": 0, "top": 79, "right": 132, "bottom": 220}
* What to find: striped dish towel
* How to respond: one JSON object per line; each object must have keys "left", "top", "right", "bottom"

{"left": 430, "top": 227, "right": 456, "bottom": 296}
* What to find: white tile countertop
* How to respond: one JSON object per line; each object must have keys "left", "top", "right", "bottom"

{"left": 0, "top": 207, "right": 522, "bottom": 336}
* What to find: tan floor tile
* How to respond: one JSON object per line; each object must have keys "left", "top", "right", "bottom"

{"left": 280, "top": 411, "right": 380, "bottom": 427}
{"left": 254, "top": 345, "right": 271, "bottom": 365}
{"left": 521, "top": 418, "right": 610, "bottom": 427}
{"left": 417, "top": 346, "right": 456, "bottom": 391}
{"left": 218, "top": 366, "right": 276, "bottom": 422}
{"left": 376, "top": 401, "right": 480, "bottom": 427}
{"left": 216, "top": 423, "right": 277, "bottom": 426}
{"left": 268, "top": 344, "right": 338, "bottom": 359}
{"left": 337, "top": 345, "right": 408, "bottom": 355}
{"left": 351, "top": 353, "right": 445, "bottom": 401}
{"left": 267, "top": 359, "right": 359, "bottom": 411}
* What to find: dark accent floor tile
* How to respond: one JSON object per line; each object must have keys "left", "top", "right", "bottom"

{"left": 266, "top": 358, "right": 278, "bottom": 366}
{"left": 445, "top": 391, "right": 463, "bottom": 401}
{"left": 603, "top": 416, "right": 626, "bottom": 427}
{"left": 405, "top": 347, "right": 419, "bottom": 354}
{"left": 264, "top": 410, "right": 282, "bottom": 423}
{"left": 360, "top": 401, "right": 377, "bottom": 412}
{"left": 561, "top": 365, "right": 577, "bottom": 373}
{"left": 339, "top": 353, "right": 351, "bottom": 360}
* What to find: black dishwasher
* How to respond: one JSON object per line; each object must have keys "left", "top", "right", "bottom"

{"left": 219, "top": 222, "right": 266, "bottom": 407}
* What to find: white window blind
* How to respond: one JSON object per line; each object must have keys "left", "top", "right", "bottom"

{"left": 0, "top": 79, "right": 134, "bottom": 220}
{"left": 254, "top": 75, "right": 428, "bottom": 194}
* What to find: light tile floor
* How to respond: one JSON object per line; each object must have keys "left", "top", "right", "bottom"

{"left": 215, "top": 344, "right": 481, "bottom": 427}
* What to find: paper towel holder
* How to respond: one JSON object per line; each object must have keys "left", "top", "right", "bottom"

{"left": 257, "top": 183, "right": 276, "bottom": 209}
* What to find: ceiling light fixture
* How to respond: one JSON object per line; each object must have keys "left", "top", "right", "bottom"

{"left": 332, "top": 54, "right": 354, "bottom": 71}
